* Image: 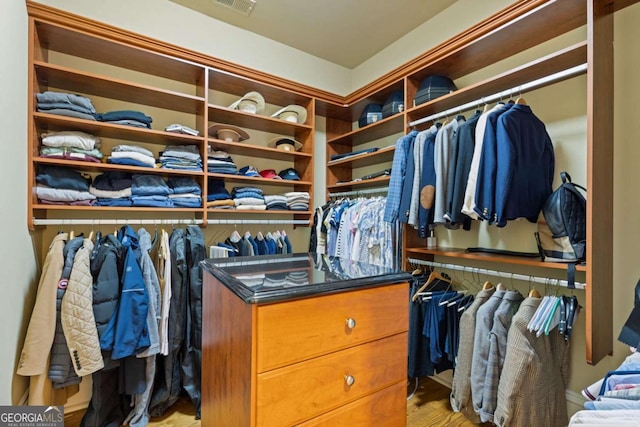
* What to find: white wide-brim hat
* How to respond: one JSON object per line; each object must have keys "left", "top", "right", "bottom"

{"left": 267, "top": 136, "right": 303, "bottom": 152}
{"left": 271, "top": 104, "right": 307, "bottom": 124}
{"left": 228, "top": 91, "right": 266, "bottom": 114}
{"left": 208, "top": 123, "right": 250, "bottom": 142}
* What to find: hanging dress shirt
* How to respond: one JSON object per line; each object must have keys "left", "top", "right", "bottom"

{"left": 434, "top": 118, "right": 461, "bottom": 224}
{"left": 384, "top": 130, "right": 418, "bottom": 223}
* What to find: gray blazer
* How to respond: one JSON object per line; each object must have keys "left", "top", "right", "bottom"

{"left": 470, "top": 289, "right": 507, "bottom": 415}
{"left": 494, "top": 297, "right": 571, "bottom": 427}
{"left": 450, "top": 286, "right": 496, "bottom": 423}
{"left": 479, "top": 290, "right": 524, "bottom": 423}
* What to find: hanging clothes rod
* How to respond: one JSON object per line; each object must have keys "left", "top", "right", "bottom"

{"left": 408, "top": 63, "right": 588, "bottom": 127}
{"left": 328, "top": 187, "right": 388, "bottom": 198}
{"left": 32, "top": 218, "right": 309, "bottom": 226}
{"left": 406, "top": 257, "right": 586, "bottom": 290}
{"left": 208, "top": 219, "right": 309, "bottom": 225}
{"left": 32, "top": 218, "right": 204, "bottom": 226}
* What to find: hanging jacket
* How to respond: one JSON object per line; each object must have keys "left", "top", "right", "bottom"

{"left": 91, "top": 233, "right": 123, "bottom": 354}
{"left": 136, "top": 228, "right": 161, "bottom": 358}
{"left": 149, "top": 228, "right": 187, "bottom": 417}
{"left": 61, "top": 238, "right": 104, "bottom": 376}
{"left": 82, "top": 233, "right": 127, "bottom": 427}
{"left": 18, "top": 233, "right": 79, "bottom": 405}
{"left": 18, "top": 233, "right": 67, "bottom": 376}
{"left": 181, "top": 225, "right": 205, "bottom": 418}
{"left": 112, "top": 225, "right": 149, "bottom": 360}
{"left": 49, "top": 235, "right": 84, "bottom": 388}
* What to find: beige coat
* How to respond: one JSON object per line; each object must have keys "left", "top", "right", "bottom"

{"left": 61, "top": 238, "right": 103, "bottom": 376}
{"left": 17, "top": 233, "right": 79, "bottom": 405}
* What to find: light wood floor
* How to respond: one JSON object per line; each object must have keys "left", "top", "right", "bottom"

{"left": 64, "top": 377, "right": 486, "bottom": 426}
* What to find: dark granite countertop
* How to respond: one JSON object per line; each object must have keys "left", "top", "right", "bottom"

{"left": 201, "top": 252, "right": 412, "bottom": 304}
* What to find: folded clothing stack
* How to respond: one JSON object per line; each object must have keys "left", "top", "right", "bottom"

{"left": 36, "top": 91, "right": 96, "bottom": 121}
{"left": 159, "top": 144, "right": 202, "bottom": 171}
{"left": 91, "top": 171, "right": 133, "bottom": 207}
{"left": 207, "top": 148, "right": 238, "bottom": 175}
{"left": 232, "top": 186, "right": 265, "bottom": 210}
{"left": 165, "top": 123, "right": 199, "bottom": 136}
{"left": 108, "top": 144, "right": 157, "bottom": 168}
{"left": 285, "top": 191, "right": 310, "bottom": 211}
{"left": 95, "top": 109, "right": 152, "bottom": 129}
{"left": 40, "top": 130, "right": 103, "bottom": 163}
{"left": 131, "top": 174, "right": 173, "bottom": 207}
{"left": 35, "top": 164, "right": 95, "bottom": 205}
{"left": 264, "top": 194, "right": 288, "bottom": 210}
{"left": 206, "top": 178, "right": 234, "bottom": 208}
{"left": 167, "top": 176, "right": 202, "bottom": 208}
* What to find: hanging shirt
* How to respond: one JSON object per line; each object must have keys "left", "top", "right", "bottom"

{"left": 384, "top": 130, "right": 418, "bottom": 223}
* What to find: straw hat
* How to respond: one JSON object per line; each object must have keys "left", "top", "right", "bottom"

{"left": 208, "top": 123, "right": 250, "bottom": 142}
{"left": 271, "top": 104, "right": 307, "bottom": 124}
{"left": 267, "top": 137, "right": 303, "bottom": 152}
{"left": 228, "top": 91, "right": 265, "bottom": 114}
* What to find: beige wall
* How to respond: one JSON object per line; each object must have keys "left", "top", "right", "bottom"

{"left": 2, "top": 0, "right": 39, "bottom": 405}
{"left": 5, "top": 0, "right": 640, "bottom": 418}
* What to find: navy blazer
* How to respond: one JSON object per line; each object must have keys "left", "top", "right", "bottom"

{"left": 473, "top": 103, "right": 512, "bottom": 222}
{"left": 494, "top": 104, "right": 554, "bottom": 227}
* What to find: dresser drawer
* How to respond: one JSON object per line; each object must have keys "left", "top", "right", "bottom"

{"left": 256, "top": 332, "right": 407, "bottom": 426}
{"left": 256, "top": 283, "right": 408, "bottom": 372}
{"left": 297, "top": 381, "right": 407, "bottom": 427}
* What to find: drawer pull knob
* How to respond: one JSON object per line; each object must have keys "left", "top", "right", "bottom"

{"left": 344, "top": 375, "right": 355, "bottom": 386}
{"left": 345, "top": 318, "right": 357, "bottom": 329}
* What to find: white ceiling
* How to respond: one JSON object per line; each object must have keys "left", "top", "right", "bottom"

{"left": 169, "top": 0, "right": 457, "bottom": 69}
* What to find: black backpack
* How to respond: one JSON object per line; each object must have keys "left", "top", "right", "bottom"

{"left": 535, "top": 171, "right": 587, "bottom": 263}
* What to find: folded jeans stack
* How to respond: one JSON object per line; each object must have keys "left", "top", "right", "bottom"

{"left": 36, "top": 90, "right": 97, "bottom": 121}
{"left": 207, "top": 148, "right": 238, "bottom": 175}
{"left": 167, "top": 176, "right": 202, "bottom": 208}
{"left": 159, "top": 145, "right": 202, "bottom": 171}
{"left": 131, "top": 174, "right": 173, "bottom": 207}
{"left": 91, "top": 171, "right": 133, "bottom": 207}
{"left": 95, "top": 110, "right": 153, "bottom": 129}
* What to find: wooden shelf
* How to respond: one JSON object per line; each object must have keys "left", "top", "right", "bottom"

{"left": 207, "top": 138, "right": 312, "bottom": 162}
{"left": 209, "top": 67, "right": 313, "bottom": 108}
{"left": 207, "top": 173, "right": 312, "bottom": 188}
{"left": 326, "top": 114, "right": 404, "bottom": 146}
{"left": 326, "top": 175, "right": 390, "bottom": 191}
{"left": 35, "top": 62, "right": 205, "bottom": 114}
{"left": 34, "top": 20, "right": 205, "bottom": 84}
{"left": 405, "top": 247, "right": 587, "bottom": 272}
{"left": 327, "top": 146, "right": 395, "bottom": 168}
{"left": 406, "top": 42, "right": 588, "bottom": 125}
{"left": 34, "top": 112, "right": 206, "bottom": 145}
{"left": 33, "top": 157, "right": 204, "bottom": 177}
{"left": 406, "top": 0, "right": 587, "bottom": 86}
{"left": 208, "top": 105, "right": 313, "bottom": 136}
{"left": 31, "top": 204, "right": 203, "bottom": 213}
{"left": 208, "top": 208, "right": 312, "bottom": 215}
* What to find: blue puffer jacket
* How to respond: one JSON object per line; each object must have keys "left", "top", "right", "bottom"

{"left": 111, "top": 226, "right": 149, "bottom": 360}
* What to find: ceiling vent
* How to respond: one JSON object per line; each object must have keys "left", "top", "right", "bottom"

{"left": 215, "top": 0, "right": 256, "bottom": 16}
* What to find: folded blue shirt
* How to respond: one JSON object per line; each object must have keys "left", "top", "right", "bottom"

{"left": 131, "top": 174, "right": 172, "bottom": 196}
